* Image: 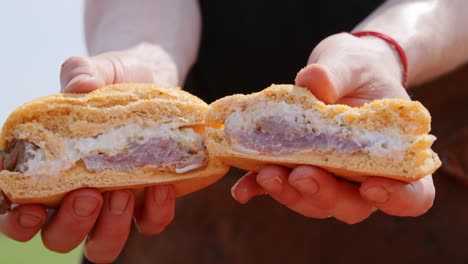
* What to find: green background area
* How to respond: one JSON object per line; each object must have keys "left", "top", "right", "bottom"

{"left": 0, "top": 234, "right": 82, "bottom": 264}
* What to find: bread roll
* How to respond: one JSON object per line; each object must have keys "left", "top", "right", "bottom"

{"left": 0, "top": 83, "right": 229, "bottom": 207}
{"left": 205, "top": 84, "right": 441, "bottom": 182}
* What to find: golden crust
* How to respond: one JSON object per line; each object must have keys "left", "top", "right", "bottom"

{"left": 0, "top": 157, "right": 228, "bottom": 207}
{"left": 205, "top": 84, "right": 441, "bottom": 182}
{"left": 1, "top": 83, "right": 209, "bottom": 148}
{"left": 0, "top": 83, "right": 230, "bottom": 206}
{"left": 206, "top": 84, "right": 431, "bottom": 135}
{"left": 206, "top": 128, "right": 440, "bottom": 182}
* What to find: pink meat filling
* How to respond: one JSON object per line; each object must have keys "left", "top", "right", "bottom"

{"left": 226, "top": 116, "right": 363, "bottom": 154}
{"left": 82, "top": 137, "right": 206, "bottom": 172}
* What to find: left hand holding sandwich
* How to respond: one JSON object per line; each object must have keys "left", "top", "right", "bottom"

{"left": 231, "top": 33, "right": 435, "bottom": 224}
{"left": 0, "top": 47, "right": 179, "bottom": 263}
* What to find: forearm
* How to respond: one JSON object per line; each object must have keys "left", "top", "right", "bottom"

{"left": 84, "top": 0, "right": 201, "bottom": 85}
{"left": 354, "top": 0, "right": 468, "bottom": 87}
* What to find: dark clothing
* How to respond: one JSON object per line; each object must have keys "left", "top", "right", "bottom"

{"left": 82, "top": 0, "right": 468, "bottom": 263}
{"left": 185, "top": 0, "right": 384, "bottom": 102}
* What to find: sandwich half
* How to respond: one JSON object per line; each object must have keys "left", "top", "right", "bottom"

{"left": 205, "top": 84, "right": 441, "bottom": 182}
{"left": 0, "top": 83, "right": 229, "bottom": 207}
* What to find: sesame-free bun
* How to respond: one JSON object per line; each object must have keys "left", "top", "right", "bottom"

{"left": 0, "top": 83, "right": 229, "bottom": 207}
{"left": 1, "top": 83, "right": 210, "bottom": 148}
{"left": 0, "top": 157, "right": 227, "bottom": 207}
{"left": 205, "top": 84, "right": 441, "bottom": 183}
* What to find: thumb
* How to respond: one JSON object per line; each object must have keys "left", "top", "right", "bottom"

{"left": 60, "top": 53, "right": 159, "bottom": 93}
{"left": 295, "top": 33, "right": 409, "bottom": 105}
{"left": 60, "top": 56, "right": 105, "bottom": 93}
{"left": 295, "top": 33, "right": 368, "bottom": 104}
{"left": 295, "top": 64, "right": 349, "bottom": 104}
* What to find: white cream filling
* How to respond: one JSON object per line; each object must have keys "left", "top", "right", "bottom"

{"left": 225, "top": 101, "right": 412, "bottom": 159}
{"left": 175, "top": 163, "right": 204, "bottom": 174}
{"left": 22, "top": 123, "right": 204, "bottom": 177}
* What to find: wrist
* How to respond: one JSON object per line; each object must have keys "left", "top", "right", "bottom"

{"left": 350, "top": 32, "right": 408, "bottom": 88}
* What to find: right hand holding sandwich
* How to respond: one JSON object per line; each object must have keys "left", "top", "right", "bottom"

{"left": 0, "top": 47, "right": 178, "bottom": 263}
{"left": 231, "top": 33, "right": 436, "bottom": 224}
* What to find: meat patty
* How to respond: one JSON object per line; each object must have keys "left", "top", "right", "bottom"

{"left": 83, "top": 137, "right": 207, "bottom": 173}
{"left": 226, "top": 116, "right": 363, "bottom": 155}
{"left": 4, "top": 140, "right": 39, "bottom": 172}
{"left": 3, "top": 135, "right": 207, "bottom": 175}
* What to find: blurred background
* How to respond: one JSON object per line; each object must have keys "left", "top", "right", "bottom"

{"left": 0, "top": 1, "right": 467, "bottom": 264}
{"left": 0, "top": 1, "right": 86, "bottom": 263}
{"left": 0, "top": 1, "right": 86, "bottom": 124}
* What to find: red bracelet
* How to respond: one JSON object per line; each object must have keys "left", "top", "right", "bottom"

{"left": 351, "top": 31, "right": 408, "bottom": 88}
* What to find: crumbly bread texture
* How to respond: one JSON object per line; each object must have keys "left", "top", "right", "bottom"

{"left": 0, "top": 157, "right": 227, "bottom": 206}
{"left": 205, "top": 84, "right": 441, "bottom": 182}
{"left": 1, "top": 83, "right": 209, "bottom": 149}
{"left": 0, "top": 83, "right": 229, "bottom": 205}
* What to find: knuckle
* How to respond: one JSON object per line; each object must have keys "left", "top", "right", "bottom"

{"left": 102, "top": 53, "right": 126, "bottom": 83}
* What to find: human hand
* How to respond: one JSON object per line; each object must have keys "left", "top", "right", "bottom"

{"left": 0, "top": 45, "right": 178, "bottom": 263}
{"left": 231, "top": 33, "right": 435, "bottom": 224}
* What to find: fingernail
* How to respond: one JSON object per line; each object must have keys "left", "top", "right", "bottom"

{"left": 230, "top": 181, "right": 240, "bottom": 198}
{"left": 230, "top": 184, "right": 247, "bottom": 204}
{"left": 73, "top": 196, "right": 100, "bottom": 217}
{"left": 363, "top": 186, "right": 390, "bottom": 203}
{"left": 154, "top": 186, "right": 170, "bottom": 206}
{"left": 273, "top": 176, "right": 283, "bottom": 185}
{"left": 231, "top": 172, "right": 254, "bottom": 203}
{"left": 293, "top": 178, "right": 319, "bottom": 195}
{"left": 62, "top": 74, "right": 85, "bottom": 92}
{"left": 19, "top": 214, "right": 42, "bottom": 228}
{"left": 259, "top": 176, "right": 284, "bottom": 193}
{"left": 109, "top": 191, "right": 131, "bottom": 215}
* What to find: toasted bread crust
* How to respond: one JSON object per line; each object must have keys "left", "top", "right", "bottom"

{"left": 206, "top": 128, "right": 439, "bottom": 182}
{"left": 206, "top": 84, "right": 441, "bottom": 182}
{"left": 0, "top": 157, "right": 228, "bottom": 207}
{"left": 0, "top": 83, "right": 230, "bottom": 206}
{"left": 206, "top": 84, "right": 432, "bottom": 135}
{"left": 1, "top": 83, "right": 209, "bottom": 148}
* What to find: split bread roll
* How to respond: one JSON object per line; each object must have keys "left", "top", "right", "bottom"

{"left": 0, "top": 83, "right": 229, "bottom": 208}
{"left": 205, "top": 84, "right": 441, "bottom": 183}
